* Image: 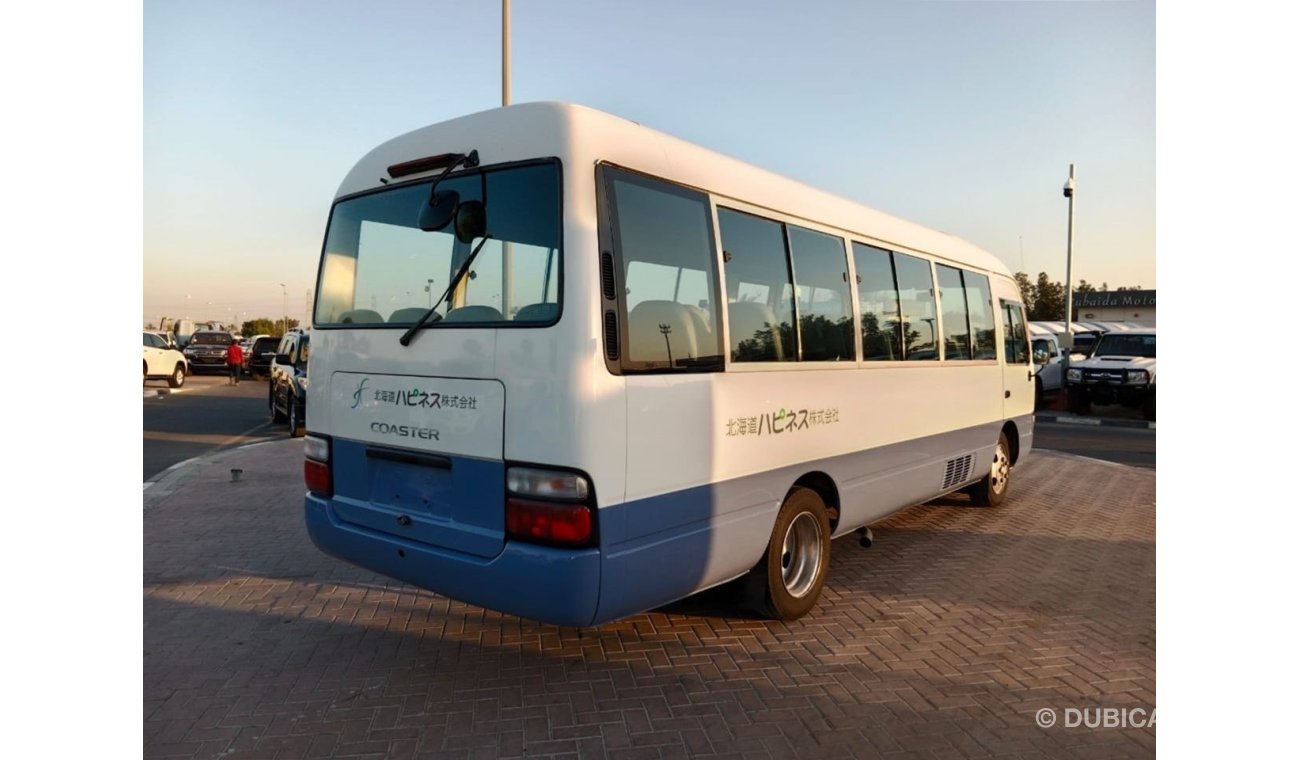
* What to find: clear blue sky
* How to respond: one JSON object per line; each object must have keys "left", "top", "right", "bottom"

{"left": 144, "top": 0, "right": 1154, "bottom": 326}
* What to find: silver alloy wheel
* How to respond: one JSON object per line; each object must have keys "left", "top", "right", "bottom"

{"left": 173, "top": 365, "right": 185, "bottom": 386}
{"left": 990, "top": 441, "right": 1010, "bottom": 495}
{"left": 780, "top": 512, "right": 823, "bottom": 598}
{"left": 290, "top": 400, "right": 297, "bottom": 430}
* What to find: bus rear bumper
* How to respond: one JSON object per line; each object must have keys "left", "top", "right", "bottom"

{"left": 305, "top": 494, "right": 602, "bottom": 627}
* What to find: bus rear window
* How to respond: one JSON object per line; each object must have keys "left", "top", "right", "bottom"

{"left": 315, "top": 161, "right": 562, "bottom": 327}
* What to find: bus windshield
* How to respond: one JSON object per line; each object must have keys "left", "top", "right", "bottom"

{"left": 315, "top": 161, "right": 562, "bottom": 327}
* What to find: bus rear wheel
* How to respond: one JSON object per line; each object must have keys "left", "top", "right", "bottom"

{"left": 746, "top": 486, "right": 831, "bottom": 621}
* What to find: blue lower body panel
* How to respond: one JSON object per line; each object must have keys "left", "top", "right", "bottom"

{"left": 305, "top": 418, "right": 1032, "bottom": 627}
{"left": 305, "top": 493, "right": 601, "bottom": 626}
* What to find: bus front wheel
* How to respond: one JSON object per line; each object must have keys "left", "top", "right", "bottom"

{"left": 747, "top": 486, "right": 831, "bottom": 621}
{"left": 970, "top": 432, "right": 1011, "bottom": 508}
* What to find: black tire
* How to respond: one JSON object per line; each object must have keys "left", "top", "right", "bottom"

{"left": 1067, "top": 387, "right": 1090, "bottom": 415}
{"left": 289, "top": 397, "right": 306, "bottom": 438}
{"left": 1142, "top": 394, "right": 1155, "bottom": 422}
{"left": 970, "top": 431, "right": 1011, "bottom": 507}
{"left": 143, "top": 361, "right": 148, "bottom": 385}
{"left": 744, "top": 486, "right": 831, "bottom": 621}
{"left": 1034, "top": 377, "right": 1044, "bottom": 411}
{"left": 168, "top": 363, "right": 186, "bottom": 388}
{"left": 270, "top": 384, "right": 287, "bottom": 423}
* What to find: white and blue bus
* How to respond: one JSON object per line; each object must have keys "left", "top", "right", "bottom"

{"left": 303, "top": 102, "right": 1034, "bottom": 626}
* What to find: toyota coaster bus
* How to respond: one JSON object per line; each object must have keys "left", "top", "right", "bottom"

{"left": 303, "top": 102, "right": 1034, "bottom": 627}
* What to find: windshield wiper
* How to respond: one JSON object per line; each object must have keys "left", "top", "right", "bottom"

{"left": 399, "top": 234, "right": 494, "bottom": 347}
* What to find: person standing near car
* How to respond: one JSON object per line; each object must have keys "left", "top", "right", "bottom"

{"left": 226, "top": 338, "right": 244, "bottom": 385}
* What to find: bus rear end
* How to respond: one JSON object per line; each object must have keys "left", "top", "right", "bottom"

{"left": 302, "top": 120, "right": 609, "bottom": 626}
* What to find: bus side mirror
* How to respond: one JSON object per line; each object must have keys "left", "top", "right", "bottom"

{"left": 454, "top": 200, "right": 487, "bottom": 243}
{"left": 419, "top": 189, "right": 460, "bottom": 232}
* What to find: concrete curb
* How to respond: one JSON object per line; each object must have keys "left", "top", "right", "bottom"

{"left": 1035, "top": 412, "right": 1155, "bottom": 431}
{"left": 142, "top": 437, "right": 296, "bottom": 510}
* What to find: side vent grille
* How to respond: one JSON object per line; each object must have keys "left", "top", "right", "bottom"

{"left": 942, "top": 454, "right": 974, "bottom": 490}
{"left": 604, "top": 310, "right": 619, "bottom": 361}
{"left": 600, "top": 252, "right": 616, "bottom": 301}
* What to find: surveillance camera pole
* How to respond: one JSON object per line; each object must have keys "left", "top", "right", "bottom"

{"left": 1063, "top": 164, "right": 1076, "bottom": 373}
{"left": 502, "top": 0, "right": 511, "bottom": 107}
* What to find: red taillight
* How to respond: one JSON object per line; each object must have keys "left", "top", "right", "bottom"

{"left": 304, "top": 459, "right": 332, "bottom": 497}
{"left": 506, "top": 497, "right": 593, "bottom": 547}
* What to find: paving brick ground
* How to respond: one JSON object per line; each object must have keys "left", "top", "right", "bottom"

{"left": 144, "top": 441, "right": 1155, "bottom": 759}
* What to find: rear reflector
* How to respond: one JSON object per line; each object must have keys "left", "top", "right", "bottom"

{"left": 507, "top": 467, "right": 590, "bottom": 500}
{"left": 304, "top": 434, "right": 329, "bottom": 463}
{"left": 506, "top": 497, "right": 593, "bottom": 547}
{"left": 304, "top": 459, "right": 332, "bottom": 497}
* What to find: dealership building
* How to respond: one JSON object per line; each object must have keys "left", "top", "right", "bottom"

{"left": 1073, "top": 290, "right": 1156, "bottom": 326}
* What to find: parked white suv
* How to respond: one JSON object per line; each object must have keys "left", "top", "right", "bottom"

{"left": 1065, "top": 329, "right": 1156, "bottom": 421}
{"left": 143, "top": 331, "right": 188, "bottom": 388}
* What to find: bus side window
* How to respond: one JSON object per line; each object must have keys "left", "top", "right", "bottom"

{"left": 851, "top": 243, "right": 902, "bottom": 361}
{"left": 603, "top": 168, "right": 724, "bottom": 371}
{"left": 893, "top": 253, "right": 938, "bottom": 360}
{"left": 937, "top": 264, "right": 972, "bottom": 360}
{"left": 964, "top": 271, "right": 997, "bottom": 359}
{"left": 717, "top": 208, "right": 796, "bottom": 363}
{"left": 786, "top": 225, "right": 853, "bottom": 361}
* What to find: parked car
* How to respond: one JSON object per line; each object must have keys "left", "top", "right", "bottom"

{"left": 1065, "top": 329, "right": 1156, "bottom": 421}
{"left": 182, "top": 330, "right": 235, "bottom": 373}
{"left": 1030, "top": 321, "right": 1105, "bottom": 358}
{"left": 143, "top": 331, "right": 189, "bottom": 388}
{"left": 147, "top": 330, "right": 179, "bottom": 349}
{"left": 244, "top": 336, "right": 280, "bottom": 379}
{"left": 269, "top": 330, "right": 309, "bottom": 437}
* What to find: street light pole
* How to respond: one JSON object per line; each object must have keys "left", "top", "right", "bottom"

{"left": 280, "top": 283, "right": 288, "bottom": 336}
{"left": 1062, "top": 164, "right": 1076, "bottom": 371}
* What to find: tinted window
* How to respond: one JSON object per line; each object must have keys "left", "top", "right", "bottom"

{"left": 1002, "top": 302, "right": 1029, "bottom": 364}
{"left": 787, "top": 225, "right": 853, "bottom": 361}
{"left": 606, "top": 170, "right": 722, "bottom": 370}
{"left": 317, "top": 162, "right": 561, "bottom": 326}
{"left": 852, "top": 243, "right": 902, "bottom": 361}
{"left": 190, "top": 332, "right": 232, "bottom": 346}
{"left": 1092, "top": 333, "right": 1156, "bottom": 358}
{"left": 144, "top": 333, "right": 162, "bottom": 348}
{"left": 894, "top": 254, "right": 938, "bottom": 360}
{"left": 718, "top": 209, "right": 796, "bottom": 363}
{"left": 253, "top": 337, "right": 279, "bottom": 353}
{"left": 937, "top": 265, "right": 971, "bottom": 360}
{"left": 965, "top": 272, "right": 996, "bottom": 359}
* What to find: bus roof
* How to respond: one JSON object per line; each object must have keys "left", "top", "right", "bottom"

{"left": 339, "top": 102, "right": 1012, "bottom": 279}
